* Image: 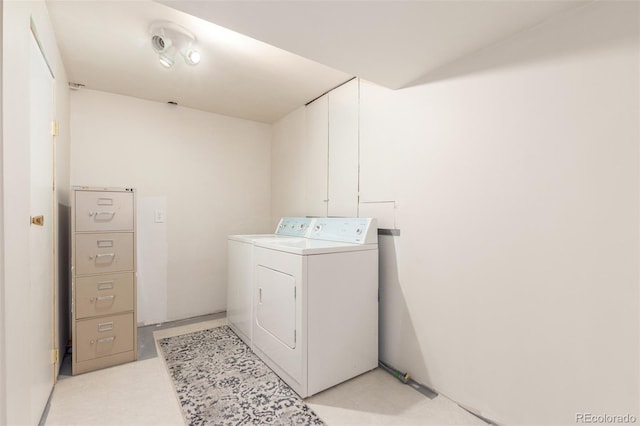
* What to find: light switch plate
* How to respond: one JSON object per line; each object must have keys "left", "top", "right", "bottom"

{"left": 154, "top": 209, "right": 165, "bottom": 223}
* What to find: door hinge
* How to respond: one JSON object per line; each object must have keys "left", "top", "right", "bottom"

{"left": 51, "top": 348, "right": 59, "bottom": 364}
{"left": 294, "top": 330, "right": 296, "bottom": 344}
{"left": 50, "top": 120, "right": 59, "bottom": 136}
{"left": 294, "top": 287, "right": 296, "bottom": 299}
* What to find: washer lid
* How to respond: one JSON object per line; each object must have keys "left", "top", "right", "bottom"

{"left": 227, "top": 234, "right": 278, "bottom": 243}
{"left": 254, "top": 238, "right": 377, "bottom": 255}
{"left": 228, "top": 234, "right": 307, "bottom": 244}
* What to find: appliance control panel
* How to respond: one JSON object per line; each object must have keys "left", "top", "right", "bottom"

{"left": 311, "top": 218, "right": 376, "bottom": 244}
{"left": 274, "top": 217, "right": 377, "bottom": 244}
{"left": 275, "top": 217, "right": 313, "bottom": 237}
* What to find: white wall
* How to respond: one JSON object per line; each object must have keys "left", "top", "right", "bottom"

{"left": 70, "top": 89, "right": 272, "bottom": 324}
{"left": 0, "top": 1, "right": 5, "bottom": 421}
{"left": 272, "top": 1, "right": 639, "bottom": 424}
{"left": 2, "top": 0, "right": 70, "bottom": 424}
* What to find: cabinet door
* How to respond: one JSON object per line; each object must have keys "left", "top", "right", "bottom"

{"left": 75, "top": 233, "right": 134, "bottom": 275}
{"left": 328, "top": 79, "right": 359, "bottom": 217}
{"left": 75, "top": 313, "right": 134, "bottom": 362}
{"left": 305, "top": 94, "right": 329, "bottom": 217}
{"left": 75, "top": 191, "right": 134, "bottom": 232}
{"left": 75, "top": 272, "right": 134, "bottom": 319}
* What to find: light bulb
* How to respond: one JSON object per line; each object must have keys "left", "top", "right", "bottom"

{"left": 185, "top": 49, "right": 201, "bottom": 65}
{"left": 159, "top": 52, "right": 174, "bottom": 68}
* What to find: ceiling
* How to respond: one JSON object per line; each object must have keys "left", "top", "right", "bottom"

{"left": 47, "top": 0, "right": 587, "bottom": 124}
{"left": 46, "top": 0, "right": 352, "bottom": 123}
{"left": 159, "top": 0, "right": 588, "bottom": 90}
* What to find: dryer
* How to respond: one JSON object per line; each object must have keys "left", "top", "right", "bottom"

{"left": 227, "top": 218, "right": 312, "bottom": 346}
{"left": 252, "top": 217, "right": 378, "bottom": 398}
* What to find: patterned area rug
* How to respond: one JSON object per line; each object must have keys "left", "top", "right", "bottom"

{"left": 158, "top": 325, "right": 324, "bottom": 426}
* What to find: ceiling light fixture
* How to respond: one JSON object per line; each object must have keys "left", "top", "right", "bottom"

{"left": 149, "top": 21, "right": 201, "bottom": 68}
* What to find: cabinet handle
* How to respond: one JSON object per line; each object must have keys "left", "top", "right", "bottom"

{"left": 259, "top": 287, "right": 262, "bottom": 303}
{"left": 93, "top": 295, "right": 115, "bottom": 303}
{"left": 91, "top": 336, "right": 115, "bottom": 345}
{"left": 96, "top": 211, "right": 115, "bottom": 218}
{"left": 89, "top": 211, "right": 115, "bottom": 217}
{"left": 90, "top": 253, "right": 115, "bottom": 261}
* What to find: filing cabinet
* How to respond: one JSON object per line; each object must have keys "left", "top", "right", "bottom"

{"left": 71, "top": 187, "right": 137, "bottom": 375}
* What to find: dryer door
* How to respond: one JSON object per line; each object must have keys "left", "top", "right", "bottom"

{"left": 256, "top": 266, "right": 296, "bottom": 349}
{"left": 253, "top": 246, "right": 305, "bottom": 392}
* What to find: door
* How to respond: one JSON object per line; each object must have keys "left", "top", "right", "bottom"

{"left": 305, "top": 94, "right": 329, "bottom": 217}
{"left": 29, "top": 31, "right": 55, "bottom": 425}
{"left": 328, "top": 78, "right": 359, "bottom": 217}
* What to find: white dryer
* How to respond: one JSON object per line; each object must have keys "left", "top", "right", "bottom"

{"left": 227, "top": 218, "right": 312, "bottom": 346}
{"left": 252, "top": 217, "right": 378, "bottom": 398}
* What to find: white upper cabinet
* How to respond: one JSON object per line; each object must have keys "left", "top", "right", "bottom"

{"left": 305, "top": 79, "right": 359, "bottom": 218}
{"left": 305, "top": 93, "right": 329, "bottom": 217}
{"left": 328, "top": 79, "right": 359, "bottom": 217}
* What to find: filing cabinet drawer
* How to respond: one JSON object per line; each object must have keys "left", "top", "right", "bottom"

{"left": 75, "top": 272, "right": 134, "bottom": 319}
{"left": 75, "top": 191, "right": 134, "bottom": 232}
{"left": 75, "top": 233, "right": 134, "bottom": 275}
{"left": 76, "top": 313, "right": 134, "bottom": 362}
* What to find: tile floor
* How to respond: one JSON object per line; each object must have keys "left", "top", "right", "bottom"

{"left": 45, "top": 317, "right": 487, "bottom": 426}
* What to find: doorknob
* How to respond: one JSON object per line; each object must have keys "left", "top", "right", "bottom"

{"left": 31, "top": 215, "right": 44, "bottom": 226}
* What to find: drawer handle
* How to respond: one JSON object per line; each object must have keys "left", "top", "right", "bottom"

{"left": 97, "top": 281, "right": 114, "bottom": 290}
{"left": 97, "top": 198, "right": 114, "bottom": 206}
{"left": 90, "top": 253, "right": 115, "bottom": 260}
{"left": 95, "top": 211, "right": 115, "bottom": 220}
{"left": 96, "top": 240, "right": 114, "bottom": 248}
{"left": 89, "top": 210, "right": 115, "bottom": 217}
{"left": 91, "top": 295, "right": 115, "bottom": 303}
{"left": 91, "top": 336, "right": 115, "bottom": 344}
{"left": 98, "top": 322, "right": 114, "bottom": 332}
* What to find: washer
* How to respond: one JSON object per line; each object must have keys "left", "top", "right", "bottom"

{"left": 227, "top": 218, "right": 312, "bottom": 346}
{"left": 252, "top": 217, "right": 378, "bottom": 398}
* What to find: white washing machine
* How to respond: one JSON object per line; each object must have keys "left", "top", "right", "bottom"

{"left": 252, "top": 217, "right": 379, "bottom": 398}
{"left": 227, "top": 218, "right": 312, "bottom": 346}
